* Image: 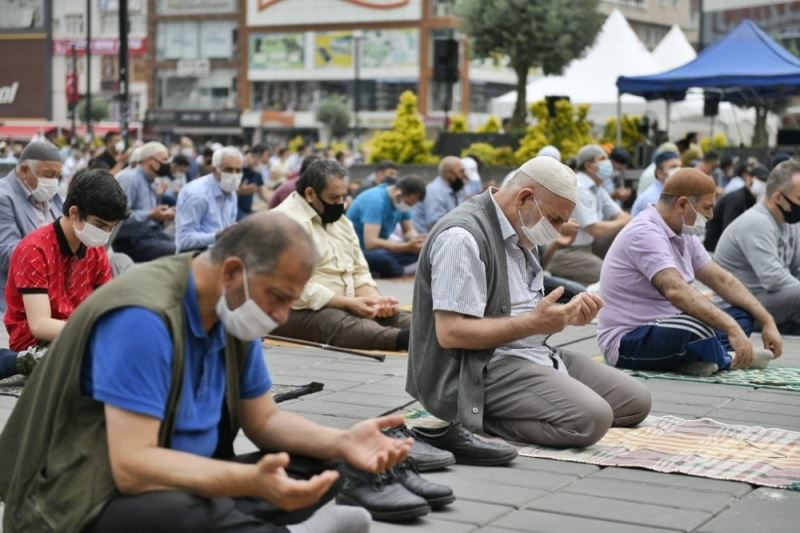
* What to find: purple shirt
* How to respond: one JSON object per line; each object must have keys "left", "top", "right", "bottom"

{"left": 597, "top": 205, "right": 712, "bottom": 365}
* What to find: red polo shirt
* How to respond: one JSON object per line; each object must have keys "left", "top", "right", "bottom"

{"left": 3, "top": 219, "right": 112, "bottom": 351}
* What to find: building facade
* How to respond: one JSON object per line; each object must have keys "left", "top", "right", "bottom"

{"left": 599, "top": 0, "right": 698, "bottom": 50}
{"left": 702, "top": 0, "right": 800, "bottom": 51}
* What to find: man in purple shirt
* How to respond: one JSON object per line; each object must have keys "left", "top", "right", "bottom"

{"left": 598, "top": 169, "right": 783, "bottom": 376}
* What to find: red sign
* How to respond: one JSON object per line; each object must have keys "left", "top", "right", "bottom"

{"left": 66, "top": 74, "right": 79, "bottom": 106}
{"left": 52, "top": 38, "right": 148, "bottom": 57}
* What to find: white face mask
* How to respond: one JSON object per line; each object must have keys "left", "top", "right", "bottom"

{"left": 682, "top": 202, "right": 707, "bottom": 237}
{"left": 750, "top": 179, "right": 767, "bottom": 201}
{"left": 216, "top": 266, "right": 278, "bottom": 341}
{"left": 31, "top": 176, "right": 60, "bottom": 203}
{"left": 393, "top": 197, "right": 412, "bottom": 213}
{"left": 219, "top": 172, "right": 243, "bottom": 194}
{"left": 115, "top": 140, "right": 126, "bottom": 154}
{"left": 597, "top": 159, "right": 614, "bottom": 180}
{"left": 74, "top": 220, "right": 111, "bottom": 248}
{"left": 519, "top": 196, "right": 560, "bottom": 247}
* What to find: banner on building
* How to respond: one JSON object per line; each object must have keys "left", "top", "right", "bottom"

{"left": 52, "top": 38, "right": 148, "bottom": 56}
{"left": 247, "top": 0, "right": 421, "bottom": 27}
{"left": 249, "top": 33, "right": 305, "bottom": 70}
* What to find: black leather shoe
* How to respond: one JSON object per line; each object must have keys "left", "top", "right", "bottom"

{"left": 393, "top": 459, "right": 455, "bottom": 509}
{"left": 410, "top": 422, "right": 518, "bottom": 466}
{"left": 384, "top": 425, "right": 456, "bottom": 472}
{"left": 336, "top": 466, "right": 430, "bottom": 522}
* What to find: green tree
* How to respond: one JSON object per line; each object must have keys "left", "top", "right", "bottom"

{"left": 315, "top": 96, "right": 352, "bottom": 139}
{"left": 475, "top": 114, "right": 502, "bottom": 133}
{"left": 601, "top": 114, "right": 643, "bottom": 153}
{"left": 76, "top": 98, "right": 109, "bottom": 122}
{"left": 367, "top": 91, "right": 438, "bottom": 164}
{"left": 515, "top": 99, "right": 595, "bottom": 164}
{"left": 448, "top": 113, "right": 468, "bottom": 132}
{"left": 456, "top": 0, "right": 602, "bottom": 130}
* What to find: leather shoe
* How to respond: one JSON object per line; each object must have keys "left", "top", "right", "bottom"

{"left": 336, "top": 466, "right": 430, "bottom": 522}
{"left": 393, "top": 458, "right": 455, "bottom": 509}
{"left": 410, "top": 422, "right": 517, "bottom": 466}
{"left": 384, "top": 425, "right": 456, "bottom": 472}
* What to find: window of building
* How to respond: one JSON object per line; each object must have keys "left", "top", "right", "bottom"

{"left": 157, "top": 68, "right": 237, "bottom": 109}
{"left": 64, "top": 14, "right": 84, "bottom": 36}
{"left": 157, "top": 20, "right": 236, "bottom": 61}
{"left": 100, "top": 13, "right": 146, "bottom": 35}
{"left": 199, "top": 20, "right": 236, "bottom": 59}
{"left": 250, "top": 80, "right": 418, "bottom": 113}
{"left": 430, "top": 0, "right": 457, "bottom": 17}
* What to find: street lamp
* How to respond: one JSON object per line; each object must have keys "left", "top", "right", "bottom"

{"left": 352, "top": 30, "right": 364, "bottom": 148}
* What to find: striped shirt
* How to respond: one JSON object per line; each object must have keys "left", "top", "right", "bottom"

{"left": 429, "top": 191, "right": 567, "bottom": 373}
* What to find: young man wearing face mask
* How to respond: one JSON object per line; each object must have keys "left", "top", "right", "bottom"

{"left": 346, "top": 176, "right": 427, "bottom": 278}
{"left": 547, "top": 144, "right": 632, "bottom": 286}
{"left": 406, "top": 156, "right": 651, "bottom": 457}
{"left": 631, "top": 151, "right": 681, "bottom": 217}
{"left": 704, "top": 163, "right": 769, "bottom": 252}
{"left": 237, "top": 144, "right": 271, "bottom": 220}
{"left": 0, "top": 140, "right": 65, "bottom": 312}
{"left": 271, "top": 160, "right": 415, "bottom": 353}
{"left": 412, "top": 156, "right": 469, "bottom": 234}
{"left": 715, "top": 161, "right": 800, "bottom": 335}
{"left": 598, "top": 169, "right": 782, "bottom": 377}
{"left": 0, "top": 169, "right": 129, "bottom": 380}
{"left": 93, "top": 132, "right": 130, "bottom": 175}
{"left": 175, "top": 146, "right": 242, "bottom": 253}
{"left": 0, "top": 212, "right": 414, "bottom": 533}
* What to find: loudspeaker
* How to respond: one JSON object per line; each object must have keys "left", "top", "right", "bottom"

{"left": 433, "top": 38, "right": 459, "bottom": 83}
{"left": 704, "top": 93, "right": 720, "bottom": 117}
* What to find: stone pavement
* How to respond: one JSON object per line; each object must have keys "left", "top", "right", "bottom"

{"left": 1, "top": 279, "right": 799, "bottom": 532}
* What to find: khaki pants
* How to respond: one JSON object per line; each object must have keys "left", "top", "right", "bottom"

{"left": 547, "top": 245, "right": 604, "bottom": 286}
{"left": 273, "top": 308, "right": 411, "bottom": 351}
{"left": 483, "top": 349, "right": 652, "bottom": 448}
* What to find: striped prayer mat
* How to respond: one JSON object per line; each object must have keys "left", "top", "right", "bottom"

{"left": 621, "top": 367, "right": 800, "bottom": 392}
{"left": 518, "top": 415, "right": 800, "bottom": 490}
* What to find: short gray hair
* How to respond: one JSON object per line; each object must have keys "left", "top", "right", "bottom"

{"left": 212, "top": 146, "right": 243, "bottom": 169}
{"left": 766, "top": 160, "right": 800, "bottom": 197}
{"left": 210, "top": 211, "right": 317, "bottom": 276}
{"left": 138, "top": 142, "right": 168, "bottom": 162}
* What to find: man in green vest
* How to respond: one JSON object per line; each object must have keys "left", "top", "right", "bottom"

{"left": 0, "top": 211, "right": 412, "bottom": 533}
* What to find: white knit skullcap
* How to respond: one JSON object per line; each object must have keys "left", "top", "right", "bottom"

{"left": 517, "top": 156, "right": 577, "bottom": 203}
{"left": 536, "top": 145, "right": 561, "bottom": 162}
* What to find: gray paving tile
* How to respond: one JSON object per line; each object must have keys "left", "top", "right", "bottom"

{"left": 650, "top": 403, "right": 713, "bottom": 418}
{"left": 592, "top": 468, "right": 753, "bottom": 496}
{"left": 0, "top": 396, "right": 18, "bottom": 409}
{"left": 370, "top": 517, "right": 476, "bottom": 533}
{"left": 525, "top": 492, "right": 712, "bottom": 531}
{"left": 562, "top": 477, "right": 737, "bottom": 512}
{"left": 322, "top": 391, "right": 411, "bottom": 410}
{"left": 313, "top": 360, "right": 407, "bottom": 376}
{"left": 427, "top": 499, "right": 512, "bottom": 526}
{"left": 418, "top": 473, "right": 548, "bottom": 507}
{"left": 511, "top": 457, "right": 600, "bottom": 477}
{"left": 347, "top": 383, "right": 415, "bottom": 399}
{"left": 649, "top": 390, "right": 736, "bottom": 406}
{"left": 427, "top": 463, "right": 580, "bottom": 491}
{"left": 491, "top": 509, "right": 680, "bottom": 532}
{"left": 640, "top": 379, "right": 753, "bottom": 398}
{"left": 697, "top": 488, "right": 800, "bottom": 533}
{"left": 283, "top": 398, "right": 386, "bottom": 418}
{"left": 270, "top": 373, "right": 364, "bottom": 392}
{"left": 721, "top": 398, "right": 800, "bottom": 416}
{"left": 291, "top": 412, "right": 365, "bottom": 430}
{"left": 740, "top": 389, "right": 800, "bottom": 404}
{"left": 703, "top": 409, "right": 800, "bottom": 430}
{"left": 278, "top": 367, "right": 391, "bottom": 384}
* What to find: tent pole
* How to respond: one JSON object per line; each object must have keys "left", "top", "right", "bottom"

{"left": 616, "top": 92, "right": 622, "bottom": 146}
{"left": 666, "top": 101, "right": 671, "bottom": 139}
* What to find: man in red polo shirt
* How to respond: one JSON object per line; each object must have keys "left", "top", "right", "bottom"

{"left": 0, "top": 169, "right": 130, "bottom": 379}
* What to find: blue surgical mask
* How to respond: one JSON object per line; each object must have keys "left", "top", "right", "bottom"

{"left": 597, "top": 159, "right": 613, "bottom": 180}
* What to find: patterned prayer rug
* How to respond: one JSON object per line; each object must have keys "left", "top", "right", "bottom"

{"left": 621, "top": 367, "right": 800, "bottom": 392}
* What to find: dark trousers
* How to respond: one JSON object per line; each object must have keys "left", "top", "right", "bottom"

{"left": 0, "top": 348, "right": 16, "bottom": 380}
{"left": 85, "top": 454, "right": 344, "bottom": 533}
{"left": 363, "top": 249, "right": 418, "bottom": 278}
{"left": 113, "top": 220, "right": 176, "bottom": 262}
{"left": 617, "top": 307, "right": 754, "bottom": 371}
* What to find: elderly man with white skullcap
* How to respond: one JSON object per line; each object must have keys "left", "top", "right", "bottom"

{"left": 405, "top": 157, "right": 651, "bottom": 460}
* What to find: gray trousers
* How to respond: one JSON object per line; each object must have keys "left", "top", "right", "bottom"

{"left": 547, "top": 245, "right": 603, "bottom": 286}
{"left": 483, "top": 349, "right": 652, "bottom": 448}
{"left": 272, "top": 308, "right": 411, "bottom": 351}
{"left": 755, "top": 286, "right": 800, "bottom": 335}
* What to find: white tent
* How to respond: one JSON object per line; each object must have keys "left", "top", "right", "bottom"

{"left": 489, "top": 10, "right": 658, "bottom": 123}
{"left": 652, "top": 25, "right": 696, "bottom": 71}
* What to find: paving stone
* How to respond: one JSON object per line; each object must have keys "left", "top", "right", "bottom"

{"left": 592, "top": 468, "right": 753, "bottom": 496}
{"left": 279, "top": 367, "right": 390, "bottom": 384}
{"left": 427, "top": 463, "right": 580, "bottom": 491}
{"left": 0, "top": 396, "right": 18, "bottom": 409}
{"left": 346, "top": 383, "right": 415, "bottom": 399}
{"left": 721, "top": 398, "right": 800, "bottom": 416}
{"left": 291, "top": 412, "right": 365, "bottom": 430}
{"left": 561, "top": 477, "right": 737, "bottom": 512}
{"left": 738, "top": 389, "right": 800, "bottom": 405}
{"left": 370, "top": 517, "right": 476, "bottom": 533}
{"left": 313, "top": 360, "right": 407, "bottom": 376}
{"left": 270, "top": 373, "right": 364, "bottom": 392}
{"left": 283, "top": 398, "right": 385, "bottom": 418}
{"left": 491, "top": 509, "right": 680, "bottom": 532}
{"left": 649, "top": 403, "right": 712, "bottom": 418}
{"left": 703, "top": 409, "right": 800, "bottom": 431}
{"left": 511, "top": 457, "right": 600, "bottom": 477}
{"left": 525, "top": 492, "right": 712, "bottom": 531}
{"left": 697, "top": 488, "right": 800, "bottom": 533}
{"left": 418, "top": 473, "right": 548, "bottom": 507}
{"left": 426, "top": 499, "right": 512, "bottom": 526}
{"left": 640, "top": 379, "right": 753, "bottom": 398}
{"left": 649, "top": 390, "right": 735, "bottom": 406}
{"left": 322, "top": 391, "right": 411, "bottom": 410}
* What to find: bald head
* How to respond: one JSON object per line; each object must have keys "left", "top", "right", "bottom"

{"left": 661, "top": 168, "right": 716, "bottom": 199}
{"left": 439, "top": 156, "right": 466, "bottom": 187}
{"left": 657, "top": 168, "right": 717, "bottom": 235}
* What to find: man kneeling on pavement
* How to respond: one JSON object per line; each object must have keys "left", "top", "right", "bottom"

{"left": 272, "top": 160, "right": 411, "bottom": 351}
{"left": 0, "top": 212, "right": 437, "bottom": 532}
{"left": 406, "top": 156, "right": 652, "bottom": 462}
{"left": 598, "top": 169, "right": 783, "bottom": 376}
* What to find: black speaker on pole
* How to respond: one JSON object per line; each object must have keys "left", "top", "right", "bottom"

{"left": 433, "top": 38, "right": 459, "bottom": 83}
{"left": 703, "top": 93, "right": 720, "bottom": 117}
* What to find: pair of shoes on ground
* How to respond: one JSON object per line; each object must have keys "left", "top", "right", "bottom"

{"left": 336, "top": 423, "right": 517, "bottom": 522}
{"left": 15, "top": 345, "right": 48, "bottom": 376}
{"left": 678, "top": 349, "right": 774, "bottom": 377}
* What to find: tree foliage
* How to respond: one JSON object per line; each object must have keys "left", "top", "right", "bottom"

{"left": 475, "top": 115, "right": 502, "bottom": 133}
{"left": 601, "top": 114, "right": 644, "bottom": 153}
{"left": 315, "top": 96, "right": 352, "bottom": 139}
{"left": 76, "top": 98, "right": 109, "bottom": 122}
{"left": 461, "top": 142, "right": 515, "bottom": 166}
{"left": 448, "top": 113, "right": 468, "bottom": 132}
{"left": 456, "top": 0, "right": 602, "bottom": 130}
{"left": 515, "top": 99, "right": 595, "bottom": 165}
{"left": 367, "top": 91, "right": 438, "bottom": 164}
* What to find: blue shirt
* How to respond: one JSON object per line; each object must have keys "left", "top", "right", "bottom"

{"left": 412, "top": 176, "right": 466, "bottom": 234}
{"left": 346, "top": 184, "right": 410, "bottom": 248}
{"left": 631, "top": 179, "right": 664, "bottom": 217}
{"left": 237, "top": 167, "right": 264, "bottom": 219}
{"left": 175, "top": 174, "right": 238, "bottom": 252}
{"left": 81, "top": 272, "right": 271, "bottom": 457}
{"left": 117, "top": 167, "right": 157, "bottom": 223}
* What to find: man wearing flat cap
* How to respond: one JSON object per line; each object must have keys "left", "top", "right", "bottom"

{"left": 598, "top": 168, "right": 783, "bottom": 377}
{"left": 0, "top": 141, "right": 64, "bottom": 311}
{"left": 406, "top": 157, "right": 651, "bottom": 460}
{"left": 547, "top": 144, "right": 632, "bottom": 286}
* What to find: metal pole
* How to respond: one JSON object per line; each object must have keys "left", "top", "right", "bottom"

{"left": 86, "top": 0, "right": 93, "bottom": 140}
{"left": 615, "top": 92, "right": 622, "bottom": 146}
{"left": 353, "top": 32, "right": 361, "bottom": 147}
{"left": 665, "top": 100, "right": 671, "bottom": 139}
{"left": 443, "top": 82, "right": 451, "bottom": 130}
{"left": 118, "top": 0, "right": 130, "bottom": 149}
{"left": 71, "top": 44, "right": 78, "bottom": 140}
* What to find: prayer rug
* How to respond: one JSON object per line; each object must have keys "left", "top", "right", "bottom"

{"left": 263, "top": 338, "right": 407, "bottom": 358}
{"left": 517, "top": 415, "right": 800, "bottom": 490}
{"left": 621, "top": 366, "right": 800, "bottom": 392}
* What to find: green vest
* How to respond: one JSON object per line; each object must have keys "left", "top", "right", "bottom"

{"left": 0, "top": 254, "right": 250, "bottom": 532}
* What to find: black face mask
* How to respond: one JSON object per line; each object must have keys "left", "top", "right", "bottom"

{"left": 450, "top": 177, "right": 465, "bottom": 193}
{"left": 779, "top": 192, "right": 800, "bottom": 224}
{"left": 156, "top": 161, "right": 172, "bottom": 178}
{"left": 313, "top": 196, "right": 344, "bottom": 225}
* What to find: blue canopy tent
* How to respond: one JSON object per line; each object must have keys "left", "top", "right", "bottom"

{"left": 615, "top": 19, "right": 800, "bottom": 143}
